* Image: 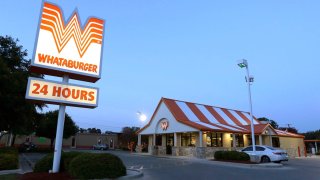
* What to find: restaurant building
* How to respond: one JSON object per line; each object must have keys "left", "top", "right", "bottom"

{"left": 136, "top": 98, "right": 305, "bottom": 158}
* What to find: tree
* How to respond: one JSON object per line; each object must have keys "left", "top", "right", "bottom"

{"left": 278, "top": 127, "right": 299, "bottom": 134}
{"left": 0, "top": 35, "right": 44, "bottom": 145}
{"left": 303, "top": 129, "right": 320, "bottom": 140}
{"left": 257, "top": 117, "right": 279, "bottom": 129}
{"left": 119, "top": 127, "right": 140, "bottom": 150}
{"left": 87, "top": 128, "right": 102, "bottom": 134}
{"left": 79, "top": 128, "right": 87, "bottom": 133}
{"left": 35, "top": 110, "right": 79, "bottom": 149}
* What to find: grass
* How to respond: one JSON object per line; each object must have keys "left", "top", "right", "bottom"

{"left": 0, "top": 174, "right": 22, "bottom": 180}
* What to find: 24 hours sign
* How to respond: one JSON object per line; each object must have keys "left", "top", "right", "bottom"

{"left": 26, "top": 77, "right": 98, "bottom": 108}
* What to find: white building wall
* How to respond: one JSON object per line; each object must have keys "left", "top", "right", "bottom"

{"left": 139, "top": 102, "right": 198, "bottom": 135}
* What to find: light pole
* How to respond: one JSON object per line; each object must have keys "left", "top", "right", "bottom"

{"left": 136, "top": 111, "right": 147, "bottom": 127}
{"left": 237, "top": 59, "right": 256, "bottom": 154}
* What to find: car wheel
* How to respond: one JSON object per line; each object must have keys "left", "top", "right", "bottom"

{"left": 261, "top": 156, "right": 271, "bottom": 163}
{"left": 101, "top": 147, "right": 104, "bottom": 150}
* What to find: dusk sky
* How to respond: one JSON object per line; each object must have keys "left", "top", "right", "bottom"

{"left": 1, "top": 0, "right": 319, "bottom": 133}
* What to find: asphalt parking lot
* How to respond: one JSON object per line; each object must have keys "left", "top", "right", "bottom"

{"left": 23, "top": 150, "right": 320, "bottom": 180}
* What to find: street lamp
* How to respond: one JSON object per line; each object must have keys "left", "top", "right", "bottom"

{"left": 237, "top": 59, "right": 256, "bottom": 154}
{"left": 136, "top": 111, "right": 147, "bottom": 126}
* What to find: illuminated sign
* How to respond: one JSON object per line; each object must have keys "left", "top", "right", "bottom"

{"left": 26, "top": 77, "right": 98, "bottom": 108}
{"left": 30, "top": 2, "right": 105, "bottom": 82}
{"left": 160, "top": 120, "right": 169, "bottom": 131}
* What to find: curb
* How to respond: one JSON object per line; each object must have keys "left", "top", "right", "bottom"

{"left": 0, "top": 169, "right": 23, "bottom": 175}
{"left": 116, "top": 169, "right": 143, "bottom": 179}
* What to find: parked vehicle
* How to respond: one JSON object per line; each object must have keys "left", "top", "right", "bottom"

{"left": 93, "top": 144, "right": 109, "bottom": 150}
{"left": 241, "top": 145, "right": 289, "bottom": 163}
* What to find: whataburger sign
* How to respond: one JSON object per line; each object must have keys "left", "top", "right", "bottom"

{"left": 26, "top": 2, "right": 105, "bottom": 108}
{"left": 25, "top": 1, "right": 105, "bottom": 173}
{"left": 30, "top": 2, "right": 104, "bottom": 83}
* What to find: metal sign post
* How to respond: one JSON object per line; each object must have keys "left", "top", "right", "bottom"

{"left": 52, "top": 75, "right": 69, "bottom": 173}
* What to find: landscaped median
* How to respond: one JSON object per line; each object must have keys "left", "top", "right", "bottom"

{"left": 0, "top": 147, "right": 19, "bottom": 171}
{"left": 25, "top": 151, "right": 127, "bottom": 179}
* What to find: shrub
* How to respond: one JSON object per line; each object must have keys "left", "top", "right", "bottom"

{"left": 0, "top": 153, "right": 18, "bottom": 170}
{"left": 68, "top": 153, "right": 126, "bottom": 179}
{"left": 214, "top": 151, "right": 250, "bottom": 161}
{"left": 33, "top": 151, "right": 84, "bottom": 172}
{"left": 62, "top": 151, "right": 83, "bottom": 171}
{"left": 0, "top": 147, "right": 18, "bottom": 155}
{"left": 33, "top": 153, "right": 54, "bottom": 172}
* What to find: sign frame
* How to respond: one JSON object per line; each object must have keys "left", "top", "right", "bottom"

{"left": 25, "top": 77, "right": 99, "bottom": 108}
{"left": 30, "top": 1, "right": 106, "bottom": 83}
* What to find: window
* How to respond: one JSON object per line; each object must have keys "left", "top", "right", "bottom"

{"left": 256, "top": 146, "right": 265, "bottom": 151}
{"left": 248, "top": 135, "right": 259, "bottom": 146}
{"left": 242, "top": 147, "right": 253, "bottom": 151}
{"left": 206, "top": 132, "right": 223, "bottom": 147}
{"left": 230, "top": 134, "right": 244, "bottom": 147}
{"left": 181, "top": 133, "right": 196, "bottom": 146}
{"left": 272, "top": 137, "right": 280, "bottom": 147}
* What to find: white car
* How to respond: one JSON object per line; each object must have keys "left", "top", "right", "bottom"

{"left": 241, "top": 145, "right": 289, "bottom": 163}
{"left": 93, "top": 144, "right": 109, "bottom": 150}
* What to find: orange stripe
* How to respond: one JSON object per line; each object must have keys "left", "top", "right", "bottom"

{"left": 186, "top": 103, "right": 210, "bottom": 123}
{"left": 163, "top": 99, "right": 210, "bottom": 130}
{"left": 187, "top": 103, "right": 240, "bottom": 132}
{"left": 235, "top": 111, "right": 251, "bottom": 124}
{"left": 205, "top": 106, "right": 228, "bottom": 124}
{"left": 221, "top": 109, "right": 243, "bottom": 126}
{"left": 40, "top": 2, "right": 104, "bottom": 57}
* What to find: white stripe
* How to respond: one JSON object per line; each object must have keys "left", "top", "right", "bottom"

{"left": 195, "top": 104, "right": 244, "bottom": 131}
{"left": 175, "top": 101, "right": 200, "bottom": 123}
{"left": 242, "top": 112, "right": 259, "bottom": 124}
{"left": 213, "top": 107, "right": 238, "bottom": 126}
{"left": 196, "top": 121, "right": 221, "bottom": 130}
{"left": 229, "top": 110, "right": 248, "bottom": 125}
{"left": 195, "top": 104, "right": 220, "bottom": 124}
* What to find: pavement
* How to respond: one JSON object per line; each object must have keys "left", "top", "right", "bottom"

{"left": 0, "top": 152, "right": 320, "bottom": 179}
{"left": 132, "top": 152, "right": 284, "bottom": 168}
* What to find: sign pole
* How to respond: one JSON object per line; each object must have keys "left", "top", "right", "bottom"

{"left": 52, "top": 75, "right": 69, "bottom": 173}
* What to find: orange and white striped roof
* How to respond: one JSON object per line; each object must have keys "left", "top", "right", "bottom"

{"left": 162, "top": 98, "right": 259, "bottom": 133}
{"left": 139, "top": 98, "right": 304, "bottom": 138}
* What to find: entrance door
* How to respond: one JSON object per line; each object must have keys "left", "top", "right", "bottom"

{"left": 166, "top": 134, "right": 174, "bottom": 155}
{"left": 155, "top": 135, "right": 162, "bottom": 146}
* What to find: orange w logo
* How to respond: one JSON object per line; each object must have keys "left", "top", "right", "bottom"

{"left": 40, "top": 2, "right": 104, "bottom": 58}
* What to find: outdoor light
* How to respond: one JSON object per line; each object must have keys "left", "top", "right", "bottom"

{"left": 137, "top": 111, "right": 147, "bottom": 122}
{"left": 237, "top": 59, "right": 256, "bottom": 154}
{"left": 237, "top": 59, "right": 248, "bottom": 68}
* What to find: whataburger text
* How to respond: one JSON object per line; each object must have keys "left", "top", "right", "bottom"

{"left": 26, "top": 78, "right": 98, "bottom": 108}
{"left": 37, "top": 53, "right": 98, "bottom": 73}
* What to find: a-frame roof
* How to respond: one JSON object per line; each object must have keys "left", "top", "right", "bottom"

{"left": 137, "top": 97, "right": 304, "bottom": 138}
